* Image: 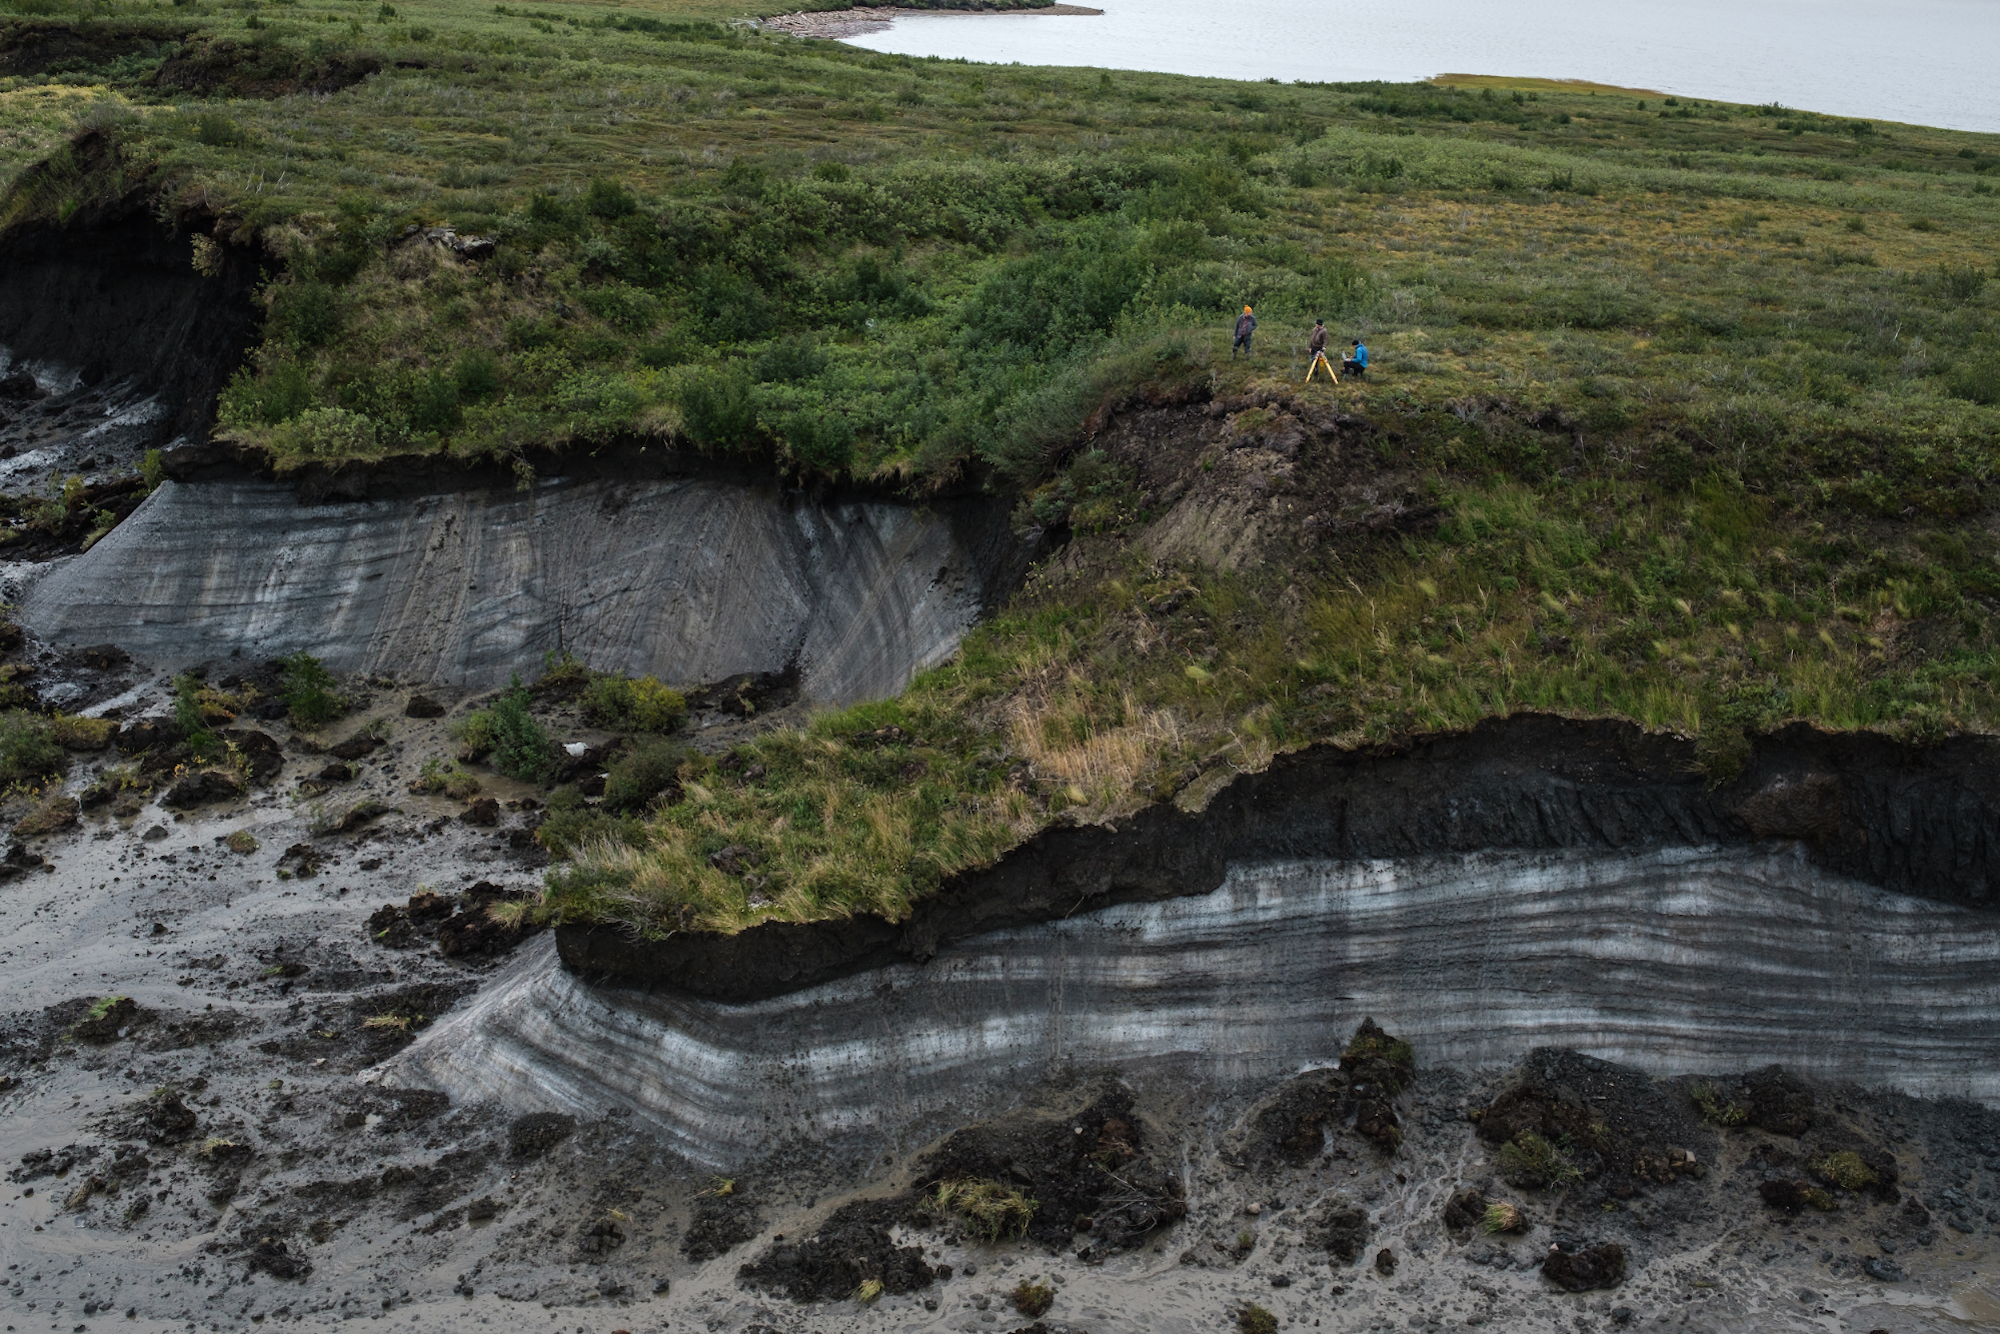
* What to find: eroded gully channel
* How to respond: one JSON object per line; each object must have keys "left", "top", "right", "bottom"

{"left": 5, "top": 210, "right": 2000, "bottom": 1333}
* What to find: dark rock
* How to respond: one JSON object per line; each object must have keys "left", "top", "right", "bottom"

{"left": 69, "top": 995, "right": 140, "bottom": 1042}
{"left": 1742, "top": 1066, "right": 1816, "bottom": 1136}
{"left": 245, "top": 1236, "right": 311, "bottom": 1280}
{"left": 460, "top": 797, "right": 500, "bottom": 827}
{"left": 1309, "top": 1201, "right": 1370, "bottom": 1263}
{"left": 141, "top": 1090, "right": 200, "bottom": 1144}
{"left": 163, "top": 769, "right": 246, "bottom": 809}
{"left": 1442, "top": 1188, "right": 1489, "bottom": 1233}
{"left": 1542, "top": 1242, "right": 1626, "bottom": 1291}
{"left": 403, "top": 693, "right": 446, "bottom": 718}
{"left": 79, "top": 643, "right": 129, "bottom": 670}
{"left": 507, "top": 1112, "right": 575, "bottom": 1160}
{"left": 0, "top": 370, "right": 45, "bottom": 401}
{"left": 1863, "top": 1257, "right": 1905, "bottom": 1282}
{"left": 317, "top": 761, "right": 354, "bottom": 783}
{"left": 328, "top": 734, "right": 382, "bottom": 761}
{"left": 221, "top": 729, "right": 284, "bottom": 785}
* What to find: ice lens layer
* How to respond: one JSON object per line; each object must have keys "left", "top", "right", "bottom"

{"left": 398, "top": 844, "right": 2000, "bottom": 1168}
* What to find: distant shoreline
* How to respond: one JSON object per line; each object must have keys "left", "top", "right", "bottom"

{"left": 761, "top": 4, "right": 1103, "bottom": 39}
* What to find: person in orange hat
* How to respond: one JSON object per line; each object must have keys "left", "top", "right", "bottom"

{"left": 1231, "top": 304, "right": 1257, "bottom": 359}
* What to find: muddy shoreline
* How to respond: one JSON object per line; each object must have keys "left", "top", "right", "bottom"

{"left": 557, "top": 713, "right": 2000, "bottom": 1000}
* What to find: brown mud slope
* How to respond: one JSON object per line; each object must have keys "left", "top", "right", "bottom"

{"left": 558, "top": 713, "right": 2000, "bottom": 999}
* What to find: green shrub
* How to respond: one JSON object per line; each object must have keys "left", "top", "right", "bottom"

{"left": 484, "top": 679, "right": 558, "bottom": 783}
{"left": 0, "top": 716, "right": 64, "bottom": 791}
{"left": 602, "top": 737, "right": 687, "bottom": 812}
{"left": 455, "top": 349, "right": 501, "bottom": 402}
{"left": 278, "top": 650, "right": 344, "bottom": 726}
{"left": 1945, "top": 357, "right": 2000, "bottom": 406}
{"left": 173, "top": 674, "right": 221, "bottom": 761}
{"left": 140, "top": 448, "right": 167, "bottom": 491}
{"left": 581, "top": 674, "right": 687, "bottom": 733}
{"left": 679, "top": 366, "right": 757, "bottom": 447}
{"left": 409, "top": 757, "right": 482, "bottom": 799}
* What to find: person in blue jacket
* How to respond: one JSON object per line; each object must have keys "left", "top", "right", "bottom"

{"left": 1343, "top": 339, "right": 1369, "bottom": 377}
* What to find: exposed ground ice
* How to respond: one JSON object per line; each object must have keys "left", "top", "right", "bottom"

{"left": 18, "top": 472, "right": 1029, "bottom": 702}
{"left": 399, "top": 845, "right": 2000, "bottom": 1168}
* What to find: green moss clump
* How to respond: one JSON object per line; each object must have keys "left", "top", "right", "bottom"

{"left": 1810, "top": 1150, "right": 1880, "bottom": 1192}
{"left": 1691, "top": 1082, "right": 1749, "bottom": 1126}
{"left": 1238, "top": 1305, "right": 1279, "bottom": 1334}
{"left": 582, "top": 674, "right": 687, "bottom": 734}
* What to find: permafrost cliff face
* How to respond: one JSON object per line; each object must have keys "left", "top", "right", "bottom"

{"left": 395, "top": 843, "right": 2000, "bottom": 1169}
{"left": 21, "top": 471, "right": 1027, "bottom": 702}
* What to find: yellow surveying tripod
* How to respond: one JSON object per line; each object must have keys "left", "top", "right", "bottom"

{"left": 1305, "top": 348, "right": 1339, "bottom": 383}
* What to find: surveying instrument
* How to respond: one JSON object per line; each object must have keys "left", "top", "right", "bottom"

{"left": 1305, "top": 346, "right": 1339, "bottom": 383}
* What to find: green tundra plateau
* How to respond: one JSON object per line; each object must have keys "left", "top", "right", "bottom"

{"left": 2, "top": 0, "right": 1999, "bottom": 941}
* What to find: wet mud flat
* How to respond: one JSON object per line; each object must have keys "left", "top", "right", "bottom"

{"left": 5, "top": 743, "right": 2000, "bottom": 1334}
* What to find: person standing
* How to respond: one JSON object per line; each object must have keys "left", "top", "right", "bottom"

{"left": 1306, "top": 319, "right": 1335, "bottom": 381}
{"left": 1232, "top": 305, "right": 1257, "bottom": 358}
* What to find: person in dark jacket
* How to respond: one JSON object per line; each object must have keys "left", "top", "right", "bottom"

{"left": 1231, "top": 306, "right": 1257, "bottom": 358}
{"left": 1305, "top": 319, "right": 1335, "bottom": 381}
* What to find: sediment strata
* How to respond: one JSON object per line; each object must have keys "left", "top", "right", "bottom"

{"left": 400, "top": 842, "right": 2000, "bottom": 1168}
{"left": 557, "top": 714, "right": 2000, "bottom": 999}
{"left": 19, "top": 470, "right": 1028, "bottom": 701}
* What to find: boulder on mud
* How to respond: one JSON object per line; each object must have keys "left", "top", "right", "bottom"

{"left": 68, "top": 995, "right": 142, "bottom": 1043}
{"left": 163, "top": 768, "right": 245, "bottom": 809}
{"left": 1309, "top": 1200, "right": 1370, "bottom": 1262}
{"left": 138, "top": 1089, "right": 200, "bottom": 1144}
{"left": 1542, "top": 1241, "right": 1625, "bottom": 1290}
{"left": 328, "top": 734, "right": 383, "bottom": 761}
{"left": 222, "top": 729, "right": 284, "bottom": 785}
{"left": 403, "top": 693, "right": 446, "bottom": 718}
{"left": 244, "top": 1235, "right": 312, "bottom": 1280}
{"left": 459, "top": 796, "right": 500, "bottom": 827}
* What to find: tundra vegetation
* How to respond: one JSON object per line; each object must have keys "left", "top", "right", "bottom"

{"left": 1, "top": 0, "right": 1998, "bottom": 934}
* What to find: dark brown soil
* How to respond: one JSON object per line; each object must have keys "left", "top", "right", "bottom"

{"left": 1476, "top": 1048, "right": 1712, "bottom": 1194}
{"left": 738, "top": 1196, "right": 937, "bottom": 1301}
{"left": 913, "top": 1083, "right": 1186, "bottom": 1255}
{"left": 681, "top": 1190, "right": 762, "bottom": 1261}
{"left": 1542, "top": 1240, "right": 1626, "bottom": 1290}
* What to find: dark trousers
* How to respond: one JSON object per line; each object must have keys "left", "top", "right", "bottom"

{"left": 1232, "top": 334, "right": 1253, "bottom": 357}
{"left": 1342, "top": 359, "right": 1366, "bottom": 376}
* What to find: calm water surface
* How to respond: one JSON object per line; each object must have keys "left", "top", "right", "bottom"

{"left": 846, "top": 0, "right": 2000, "bottom": 132}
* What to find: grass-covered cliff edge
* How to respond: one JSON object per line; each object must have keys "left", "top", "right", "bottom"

{"left": 3, "top": 0, "right": 2000, "bottom": 935}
